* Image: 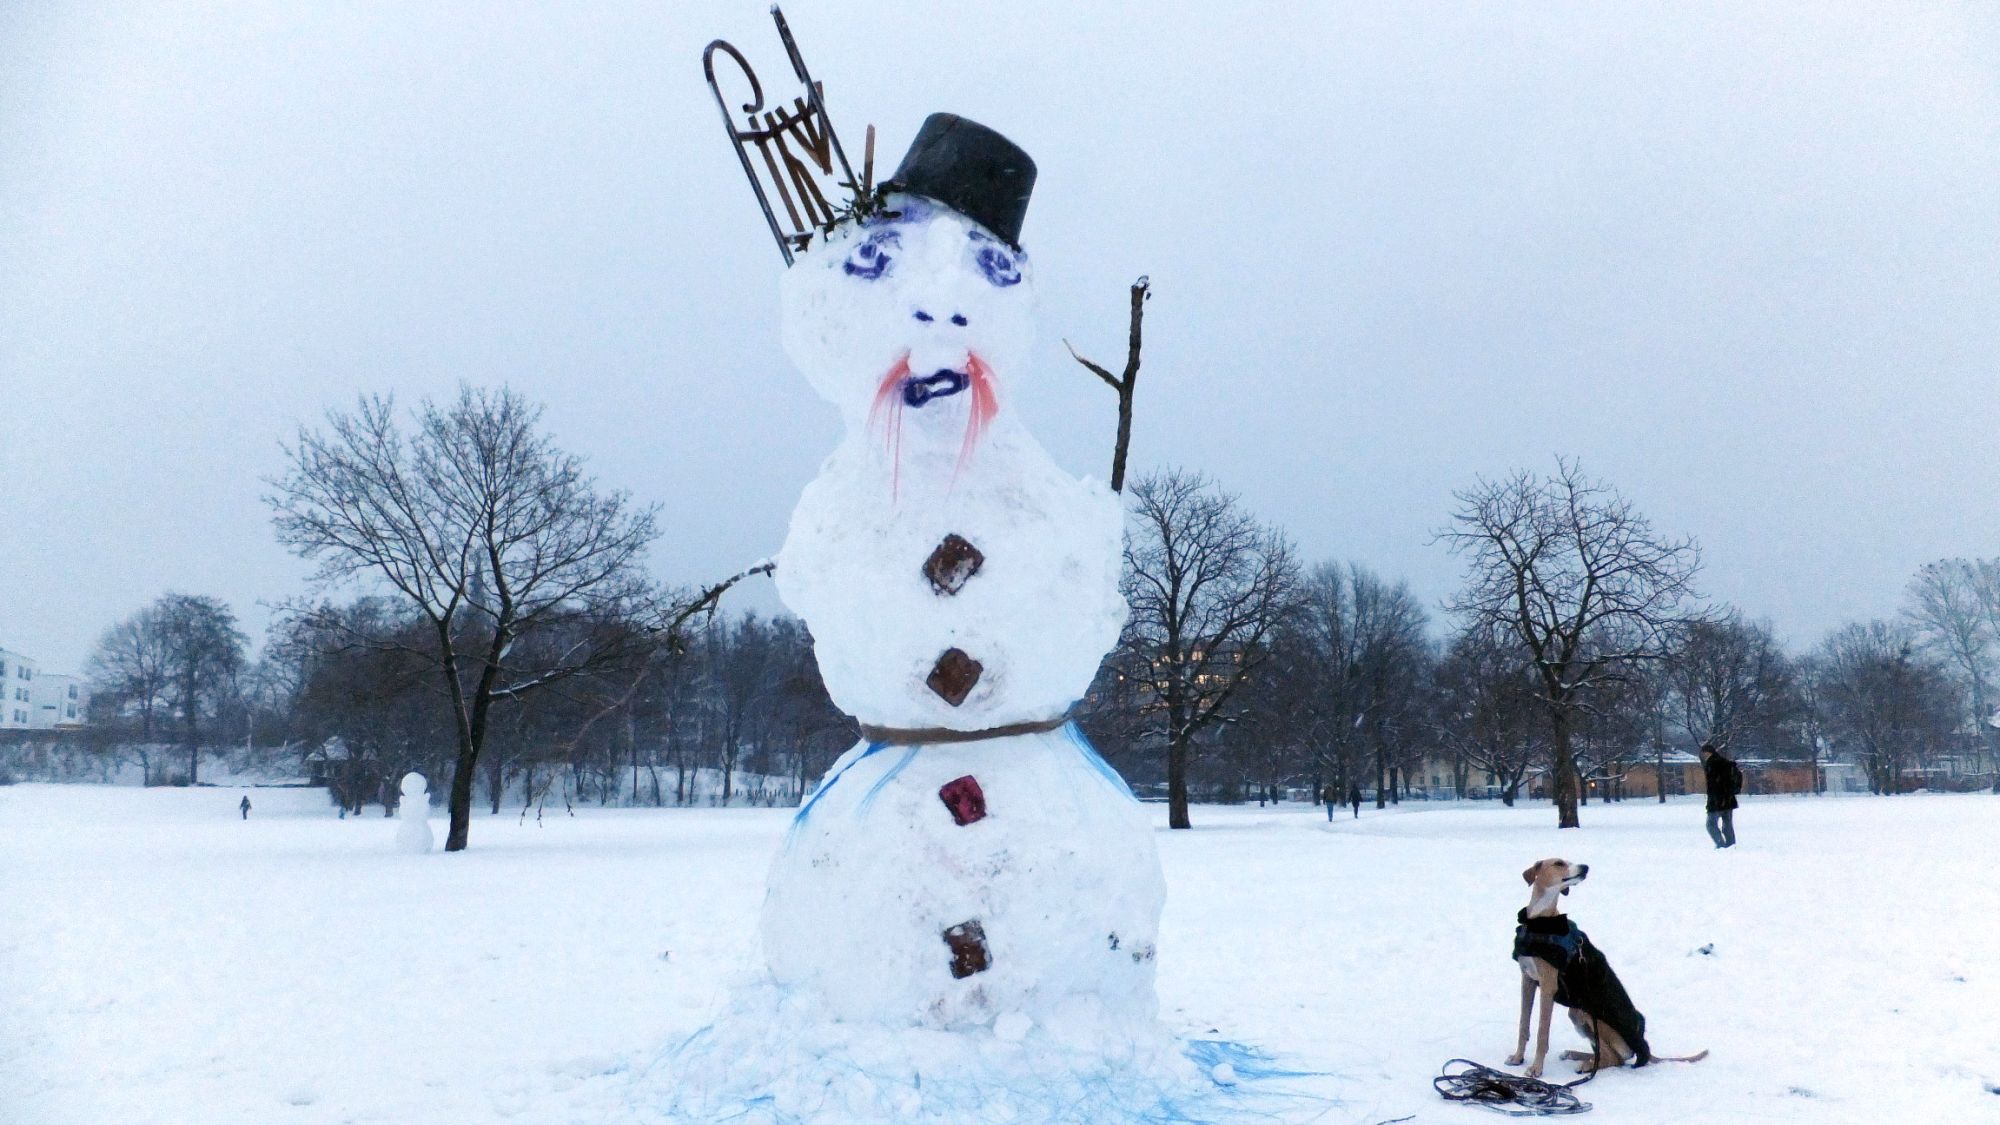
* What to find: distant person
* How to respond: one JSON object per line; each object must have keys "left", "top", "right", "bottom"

{"left": 1347, "top": 784, "right": 1363, "bottom": 819}
{"left": 239, "top": 795, "right": 252, "bottom": 820}
{"left": 1324, "top": 786, "right": 1336, "bottom": 822}
{"left": 1700, "top": 743, "right": 1742, "bottom": 848}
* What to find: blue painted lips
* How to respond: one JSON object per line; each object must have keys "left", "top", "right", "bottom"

{"left": 902, "top": 368, "right": 969, "bottom": 407}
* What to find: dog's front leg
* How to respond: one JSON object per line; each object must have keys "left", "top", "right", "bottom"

{"left": 1505, "top": 972, "right": 1535, "bottom": 1067}
{"left": 1527, "top": 964, "right": 1559, "bottom": 1078}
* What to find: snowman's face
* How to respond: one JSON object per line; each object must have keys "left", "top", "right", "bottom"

{"left": 781, "top": 195, "right": 1035, "bottom": 432}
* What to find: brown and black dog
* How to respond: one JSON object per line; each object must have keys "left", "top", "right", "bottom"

{"left": 1506, "top": 858, "right": 1707, "bottom": 1077}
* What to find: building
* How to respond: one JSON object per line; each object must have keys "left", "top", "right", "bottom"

{"left": 1621, "top": 750, "right": 1705, "bottom": 799}
{"left": 0, "top": 647, "right": 91, "bottom": 730}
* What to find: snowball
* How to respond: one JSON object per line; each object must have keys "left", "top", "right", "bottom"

{"left": 774, "top": 199, "right": 1125, "bottom": 732}
{"left": 763, "top": 727, "right": 1163, "bottom": 1029}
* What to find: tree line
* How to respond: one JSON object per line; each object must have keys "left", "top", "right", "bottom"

{"left": 1080, "top": 460, "right": 1996, "bottom": 828}
{"left": 74, "top": 386, "right": 2000, "bottom": 846}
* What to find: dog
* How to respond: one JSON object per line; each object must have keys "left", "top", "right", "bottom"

{"left": 1505, "top": 858, "right": 1707, "bottom": 1078}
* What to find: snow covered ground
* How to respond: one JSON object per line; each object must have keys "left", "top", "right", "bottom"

{"left": 3, "top": 784, "right": 1996, "bottom": 1124}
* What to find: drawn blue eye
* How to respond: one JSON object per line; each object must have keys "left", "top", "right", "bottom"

{"left": 843, "top": 230, "right": 900, "bottom": 280}
{"left": 969, "top": 232, "right": 1021, "bottom": 287}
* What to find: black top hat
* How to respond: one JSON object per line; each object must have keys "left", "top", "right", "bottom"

{"left": 884, "top": 113, "right": 1036, "bottom": 248}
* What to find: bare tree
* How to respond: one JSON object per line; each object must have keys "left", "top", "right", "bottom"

{"left": 1905, "top": 559, "right": 1999, "bottom": 789}
{"left": 1121, "top": 469, "right": 1300, "bottom": 829}
{"left": 1277, "top": 563, "right": 1431, "bottom": 807}
{"left": 87, "top": 595, "right": 244, "bottom": 785}
{"left": 268, "top": 385, "right": 660, "bottom": 851}
{"left": 1662, "top": 614, "right": 1803, "bottom": 760}
{"left": 1814, "top": 620, "right": 1960, "bottom": 793}
{"left": 1440, "top": 458, "right": 1706, "bottom": 828}
{"left": 1433, "top": 625, "right": 1545, "bottom": 805}
{"left": 157, "top": 594, "right": 247, "bottom": 785}
{"left": 698, "top": 614, "right": 781, "bottom": 805}
{"left": 87, "top": 606, "right": 171, "bottom": 782}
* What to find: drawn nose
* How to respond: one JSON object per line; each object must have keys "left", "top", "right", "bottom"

{"left": 911, "top": 309, "right": 969, "bottom": 326}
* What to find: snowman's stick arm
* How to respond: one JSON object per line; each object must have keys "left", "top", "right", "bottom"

{"left": 651, "top": 559, "right": 778, "bottom": 649}
{"left": 506, "top": 556, "right": 777, "bottom": 821}
{"left": 1064, "top": 276, "right": 1151, "bottom": 492}
{"left": 1065, "top": 342, "right": 1119, "bottom": 390}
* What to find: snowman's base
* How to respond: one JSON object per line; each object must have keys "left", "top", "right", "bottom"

{"left": 628, "top": 983, "right": 1338, "bottom": 1124}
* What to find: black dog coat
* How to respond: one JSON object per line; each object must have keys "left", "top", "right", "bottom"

{"left": 1513, "top": 909, "right": 1653, "bottom": 1066}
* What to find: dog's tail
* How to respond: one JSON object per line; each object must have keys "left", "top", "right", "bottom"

{"left": 1652, "top": 1049, "right": 1709, "bottom": 1064}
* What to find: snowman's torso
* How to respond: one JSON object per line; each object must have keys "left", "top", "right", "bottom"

{"left": 775, "top": 425, "right": 1125, "bottom": 733}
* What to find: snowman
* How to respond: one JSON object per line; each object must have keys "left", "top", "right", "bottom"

{"left": 395, "top": 771, "right": 433, "bottom": 854}
{"left": 759, "top": 114, "right": 1166, "bottom": 1033}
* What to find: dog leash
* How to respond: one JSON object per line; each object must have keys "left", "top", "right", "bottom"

{"left": 1436, "top": 1011, "right": 1598, "bottom": 1116}
{"left": 1432, "top": 1059, "right": 1594, "bottom": 1116}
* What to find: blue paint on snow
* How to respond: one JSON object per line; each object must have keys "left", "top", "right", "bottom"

{"left": 1065, "top": 722, "right": 1138, "bottom": 801}
{"left": 647, "top": 1019, "right": 1341, "bottom": 1123}
{"left": 857, "top": 746, "right": 921, "bottom": 814}
{"left": 791, "top": 741, "right": 891, "bottom": 830}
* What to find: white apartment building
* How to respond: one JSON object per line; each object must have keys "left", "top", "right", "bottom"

{"left": 0, "top": 647, "right": 90, "bottom": 729}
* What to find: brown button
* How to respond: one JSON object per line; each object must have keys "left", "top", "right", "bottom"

{"left": 926, "top": 648, "right": 982, "bottom": 707}
{"left": 922, "top": 534, "right": 985, "bottom": 596}
{"left": 943, "top": 920, "right": 991, "bottom": 978}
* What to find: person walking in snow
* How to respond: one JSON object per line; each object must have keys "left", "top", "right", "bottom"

{"left": 1347, "top": 783, "right": 1363, "bottom": 819}
{"left": 239, "top": 795, "right": 252, "bottom": 820}
{"left": 1700, "top": 743, "right": 1741, "bottom": 848}
{"left": 1324, "top": 786, "right": 1336, "bottom": 821}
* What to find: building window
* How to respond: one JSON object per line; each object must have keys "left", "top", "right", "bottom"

{"left": 68, "top": 684, "right": 78, "bottom": 699}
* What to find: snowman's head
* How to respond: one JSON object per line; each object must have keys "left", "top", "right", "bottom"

{"left": 781, "top": 194, "right": 1034, "bottom": 458}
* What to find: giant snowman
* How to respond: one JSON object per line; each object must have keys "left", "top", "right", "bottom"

{"left": 761, "top": 114, "right": 1166, "bottom": 1033}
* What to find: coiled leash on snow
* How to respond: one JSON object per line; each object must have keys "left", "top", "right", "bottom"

{"left": 1432, "top": 1058, "right": 1594, "bottom": 1116}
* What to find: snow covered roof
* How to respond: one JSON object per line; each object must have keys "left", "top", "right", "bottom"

{"left": 306, "top": 737, "right": 353, "bottom": 761}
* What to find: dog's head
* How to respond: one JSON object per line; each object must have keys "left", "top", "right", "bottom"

{"left": 1522, "top": 858, "right": 1590, "bottom": 899}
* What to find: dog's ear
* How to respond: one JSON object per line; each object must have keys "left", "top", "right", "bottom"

{"left": 1522, "top": 862, "right": 1541, "bottom": 885}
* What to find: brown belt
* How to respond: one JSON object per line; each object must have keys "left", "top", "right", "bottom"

{"left": 857, "top": 714, "right": 1071, "bottom": 745}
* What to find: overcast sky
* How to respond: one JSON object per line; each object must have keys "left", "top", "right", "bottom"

{"left": 3, "top": 2, "right": 1997, "bottom": 673}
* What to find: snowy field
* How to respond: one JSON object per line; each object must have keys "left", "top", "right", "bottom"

{"left": 3, "top": 785, "right": 1997, "bottom": 1124}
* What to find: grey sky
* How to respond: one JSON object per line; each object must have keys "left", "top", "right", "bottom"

{"left": 3, "top": 2, "right": 1996, "bottom": 674}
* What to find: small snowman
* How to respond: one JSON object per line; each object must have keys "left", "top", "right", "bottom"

{"left": 758, "top": 114, "right": 1165, "bottom": 1031}
{"left": 394, "top": 772, "right": 433, "bottom": 854}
